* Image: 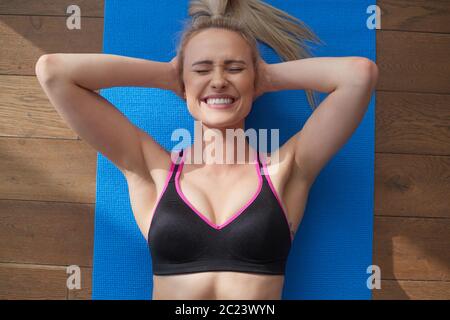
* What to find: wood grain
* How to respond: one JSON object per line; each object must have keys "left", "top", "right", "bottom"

{"left": 0, "top": 74, "right": 79, "bottom": 139}
{"left": 376, "top": 91, "right": 450, "bottom": 156}
{"left": 379, "top": 0, "right": 450, "bottom": 33}
{"left": 0, "top": 0, "right": 104, "bottom": 16}
{"left": 0, "top": 137, "right": 97, "bottom": 203}
{"left": 377, "top": 31, "right": 450, "bottom": 93}
{"left": 373, "top": 279, "right": 450, "bottom": 300}
{"left": 0, "top": 15, "right": 103, "bottom": 75}
{"left": 375, "top": 153, "right": 450, "bottom": 218}
{"left": 374, "top": 216, "right": 450, "bottom": 281}
{"left": 0, "top": 199, "right": 94, "bottom": 266}
{"left": 0, "top": 262, "right": 68, "bottom": 299}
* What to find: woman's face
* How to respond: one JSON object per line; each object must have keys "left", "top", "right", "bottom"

{"left": 182, "top": 28, "right": 256, "bottom": 128}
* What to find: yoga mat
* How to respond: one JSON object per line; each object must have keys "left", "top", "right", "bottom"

{"left": 93, "top": 0, "right": 376, "bottom": 299}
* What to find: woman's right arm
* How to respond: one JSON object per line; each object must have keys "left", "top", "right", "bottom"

{"left": 35, "top": 53, "right": 179, "bottom": 180}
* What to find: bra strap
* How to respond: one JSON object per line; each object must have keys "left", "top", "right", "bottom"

{"left": 254, "top": 145, "right": 266, "bottom": 178}
{"left": 169, "top": 149, "right": 184, "bottom": 183}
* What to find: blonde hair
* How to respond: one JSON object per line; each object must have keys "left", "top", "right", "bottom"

{"left": 175, "top": 0, "right": 323, "bottom": 109}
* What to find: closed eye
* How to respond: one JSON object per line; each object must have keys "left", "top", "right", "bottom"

{"left": 194, "top": 68, "right": 244, "bottom": 74}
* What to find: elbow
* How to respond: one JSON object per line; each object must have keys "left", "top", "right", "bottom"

{"left": 346, "top": 57, "right": 379, "bottom": 89}
{"left": 35, "top": 54, "right": 62, "bottom": 85}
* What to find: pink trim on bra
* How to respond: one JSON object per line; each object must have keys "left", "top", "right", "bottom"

{"left": 175, "top": 148, "right": 263, "bottom": 230}
{"left": 147, "top": 159, "right": 176, "bottom": 237}
{"left": 261, "top": 157, "right": 294, "bottom": 242}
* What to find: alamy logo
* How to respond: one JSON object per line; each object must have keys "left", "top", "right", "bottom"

{"left": 366, "top": 265, "right": 381, "bottom": 289}
{"left": 366, "top": 5, "right": 381, "bottom": 30}
{"left": 66, "top": 5, "right": 81, "bottom": 30}
{"left": 66, "top": 265, "right": 81, "bottom": 290}
{"left": 171, "top": 120, "right": 280, "bottom": 173}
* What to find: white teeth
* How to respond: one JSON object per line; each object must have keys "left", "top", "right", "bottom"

{"left": 205, "top": 98, "right": 234, "bottom": 105}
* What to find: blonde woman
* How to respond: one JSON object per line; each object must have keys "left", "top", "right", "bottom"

{"left": 35, "top": 0, "right": 378, "bottom": 300}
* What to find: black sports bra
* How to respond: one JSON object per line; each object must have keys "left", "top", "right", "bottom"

{"left": 147, "top": 147, "right": 293, "bottom": 275}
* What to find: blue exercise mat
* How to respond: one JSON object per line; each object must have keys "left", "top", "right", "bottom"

{"left": 93, "top": 0, "right": 376, "bottom": 299}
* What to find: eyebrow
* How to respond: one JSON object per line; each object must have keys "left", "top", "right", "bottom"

{"left": 191, "top": 59, "right": 247, "bottom": 67}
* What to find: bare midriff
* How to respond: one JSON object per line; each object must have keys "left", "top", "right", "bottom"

{"left": 152, "top": 271, "right": 285, "bottom": 300}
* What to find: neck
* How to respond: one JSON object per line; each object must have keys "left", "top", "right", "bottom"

{"left": 184, "top": 120, "right": 257, "bottom": 166}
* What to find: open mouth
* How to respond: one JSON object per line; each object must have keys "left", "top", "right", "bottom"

{"left": 200, "top": 97, "right": 238, "bottom": 109}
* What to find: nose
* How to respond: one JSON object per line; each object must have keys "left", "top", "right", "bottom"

{"left": 210, "top": 69, "right": 228, "bottom": 89}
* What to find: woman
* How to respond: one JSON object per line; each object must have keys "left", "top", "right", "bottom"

{"left": 35, "top": 0, "right": 378, "bottom": 300}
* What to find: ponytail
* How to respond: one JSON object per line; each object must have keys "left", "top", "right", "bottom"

{"left": 175, "top": 0, "right": 323, "bottom": 109}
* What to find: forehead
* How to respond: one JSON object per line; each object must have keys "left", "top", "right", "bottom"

{"left": 184, "top": 28, "right": 251, "bottom": 63}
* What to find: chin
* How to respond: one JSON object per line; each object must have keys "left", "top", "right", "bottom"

{"left": 199, "top": 115, "right": 244, "bottom": 129}
{"left": 188, "top": 101, "right": 251, "bottom": 128}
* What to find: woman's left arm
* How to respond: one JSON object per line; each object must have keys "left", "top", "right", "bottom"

{"left": 264, "top": 56, "right": 379, "bottom": 184}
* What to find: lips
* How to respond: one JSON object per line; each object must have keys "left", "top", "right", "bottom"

{"left": 200, "top": 97, "right": 238, "bottom": 110}
{"left": 200, "top": 94, "right": 238, "bottom": 110}
{"left": 201, "top": 94, "right": 237, "bottom": 101}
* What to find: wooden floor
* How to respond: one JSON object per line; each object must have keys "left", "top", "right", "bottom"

{"left": 0, "top": 1, "right": 449, "bottom": 300}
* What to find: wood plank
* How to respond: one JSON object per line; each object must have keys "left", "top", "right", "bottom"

{"left": 376, "top": 91, "right": 450, "bottom": 156}
{"left": 67, "top": 267, "right": 91, "bottom": 300}
{"left": 375, "top": 153, "right": 450, "bottom": 218}
{"left": 0, "top": 263, "right": 67, "bottom": 299}
{"left": 379, "top": 0, "right": 450, "bottom": 33}
{"left": 0, "top": 0, "right": 104, "bottom": 17}
{"left": 377, "top": 31, "right": 450, "bottom": 93}
{"left": 4, "top": 0, "right": 450, "bottom": 34}
{"left": 0, "top": 137, "right": 97, "bottom": 203}
{"left": 0, "top": 199, "right": 94, "bottom": 266}
{"left": 373, "top": 279, "right": 450, "bottom": 300}
{"left": 0, "top": 15, "right": 103, "bottom": 75}
{"left": 0, "top": 75, "right": 79, "bottom": 139}
{"left": 373, "top": 216, "right": 450, "bottom": 281}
